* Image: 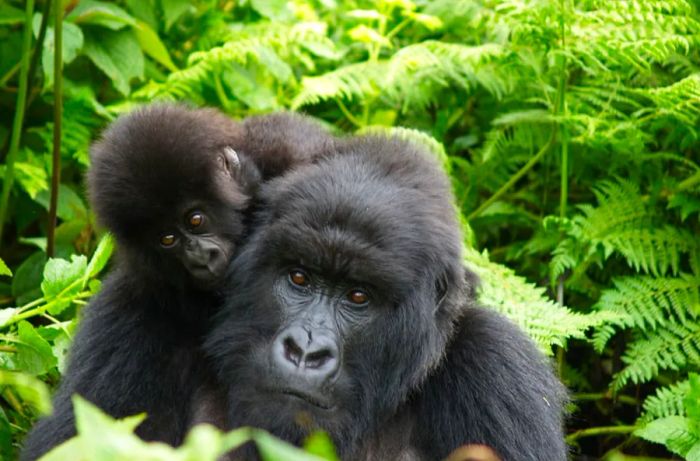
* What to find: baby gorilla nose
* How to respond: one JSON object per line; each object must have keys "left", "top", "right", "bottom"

{"left": 274, "top": 325, "right": 339, "bottom": 379}
{"left": 182, "top": 238, "right": 231, "bottom": 285}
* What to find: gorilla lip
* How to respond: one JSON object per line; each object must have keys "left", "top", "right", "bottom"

{"left": 274, "top": 387, "right": 333, "bottom": 410}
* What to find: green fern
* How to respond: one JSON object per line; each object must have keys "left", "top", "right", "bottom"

{"left": 642, "top": 379, "right": 690, "bottom": 421}
{"left": 135, "top": 22, "right": 336, "bottom": 101}
{"left": 292, "top": 41, "right": 508, "bottom": 111}
{"left": 613, "top": 321, "right": 700, "bottom": 390}
{"left": 551, "top": 181, "right": 698, "bottom": 284}
{"left": 465, "top": 247, "right": 615, "bottom": 353}
{"left": 592, "top": 274, "right": 700, "bottom": 351}
{"left": 636, "top": 373, "right": 700, "bottom": 459}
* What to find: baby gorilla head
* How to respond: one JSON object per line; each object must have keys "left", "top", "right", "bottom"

{"left": 88, "top": 104, "right": 258, "bottom": 289}
{"left": 206, "top": 135, "right": 465, "bottom": 457}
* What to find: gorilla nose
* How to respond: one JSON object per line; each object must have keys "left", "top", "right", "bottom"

{"left": 273, "top": 326, "right": 339, "bottom": 379}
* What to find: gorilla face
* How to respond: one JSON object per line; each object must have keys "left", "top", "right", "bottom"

{"left": 88, "top": 105, "right": 254, "bottom": 289}
{"left": 207, "top": 137, "right": 465, "bottom": 457}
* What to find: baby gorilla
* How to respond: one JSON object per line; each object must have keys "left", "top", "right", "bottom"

{"left": 20, "top": 105, "right": 334, "bottom": 460}
{"left": 205, "top": 135, "right": 568, "bottom": 460}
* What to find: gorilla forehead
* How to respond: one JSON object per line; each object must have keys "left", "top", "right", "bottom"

{"left": 88, "top": 104, "right": 246, "bottom": 236}
{"left": 257, "top": 136, "right": 462, "bottom": 284}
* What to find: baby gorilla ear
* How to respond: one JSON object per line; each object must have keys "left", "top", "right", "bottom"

{"left": 219, "top": 146, "right": 241, "bottom": 176}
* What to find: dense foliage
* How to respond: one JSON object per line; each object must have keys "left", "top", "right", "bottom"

{"left": 0, "top": 0, "right": 699, "bottom": 459}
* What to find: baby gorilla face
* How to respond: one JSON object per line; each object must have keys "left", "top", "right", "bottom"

{"left": 156, "top": 206, "right": 236, "bottom": 287}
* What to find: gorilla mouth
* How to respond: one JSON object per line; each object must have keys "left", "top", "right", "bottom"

{"left": 277, "top": 388, "right": 333, "bottom": 410}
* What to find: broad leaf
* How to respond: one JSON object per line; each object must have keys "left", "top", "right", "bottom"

{"left": 15, "top": 322, "right": 57, "bottom": 376}
{"left": 82, "top": 28, "right": 144, "bottom": 96}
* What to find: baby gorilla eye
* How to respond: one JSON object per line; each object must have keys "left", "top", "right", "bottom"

{"left": 289, "top": 269, "right": 309, "bottom": 287}
{"left": 160, "top": 234, "right": 177, "bottom": 247}
{"left": 188, "top": 212, "right": 204, "bottom": 228}
{"left": 347, "top": 289, "right": 369, "bottom": 306}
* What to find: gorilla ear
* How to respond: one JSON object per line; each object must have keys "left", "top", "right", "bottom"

{"left": 219, "top": 146, "right": 241, "bottom": 176}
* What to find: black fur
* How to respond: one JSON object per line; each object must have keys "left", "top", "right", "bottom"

{"left": 205, "top": 135, "right": 567, "bottom": 460}
{"left": 20, "top": 105, "right": 335, "bottom": 460}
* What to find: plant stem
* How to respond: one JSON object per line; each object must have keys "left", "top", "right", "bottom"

{"left": 337, "top": 100, "right": 363, "bottom": 128}
{"left": 47, "top": 0, "right": 64, "bottom": 258}
{"left": 555, "top": 0, "right": 569, "bottom": 373}
{"left": 565, "top": 425, "right": 637, "bottom": 443}
{"left": 0, "top": 0, "right": 35, "bottom": 246}
{"left": 467, "top": 133, "right": 556, "bottom": 221}
{"left": 558, "top": 0, "right": 569, "bottom": 222}
{"left": 678, "top": 169, "right": 700, "bottom": 191}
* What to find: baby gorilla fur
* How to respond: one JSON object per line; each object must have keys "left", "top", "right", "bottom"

{"left": 205, "top": 135, "right": 568, "bottom": 460}
{"left": 20, "top": 104, "right": 334, "bottom": 460}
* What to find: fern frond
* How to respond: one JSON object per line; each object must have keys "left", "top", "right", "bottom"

{"left": 135, "top": 22, "right": 335, "bottom": 100}
{"left": 465, "top": 247, "right": 616, "bottom": 354}
{"left": 639, "top": 74, "right": 700, "bottom": 126}
{"left": 565, "top": 180, "right": 698, "bottom": 276}
{"left": 606, "top": 226, "right": 697, "bottom": 276}
{"left": 613, "top": 321, "right": 700, "bottom": 390}
{"left": 592, "top": 274, "right": 700, "bottom": 350}
{"left": 642, "top": 379, "right": 690, "bottom": 421}
{"left": 573, "top": 180, "right": 650, "bottom": 242}
{"left": 292, "top": 61, "right": 385, "bottom": 108}
{"left": 571, "top": 0, "right": 700, "bottom": 74}
{"left": 292, "top": 41, "right": 509, "bottom": 111}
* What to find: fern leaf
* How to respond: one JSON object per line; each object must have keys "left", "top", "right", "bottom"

{"left": 613, "top": 321, "right": 700, "bottom": 390}
{"left": 135, "top": 22, "right": 335, "bottom": 100}
{"left": 292, "top": 41, "right": 508, "bottom": 111}
{"left": 465, "top": 247, "right": 615, "bottom": 354}
{"left": 642, "top": 379, "right": 691, "bottom": 421}
{"left": 592, "top": 274, "right": 700, "bottom": 350}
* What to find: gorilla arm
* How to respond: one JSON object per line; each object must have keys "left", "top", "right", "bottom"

{"left": 411, "top": 307, "right": 568, "bottom": 461}
{"left": 20, "top": 272, "right": 209, "bottom": 461}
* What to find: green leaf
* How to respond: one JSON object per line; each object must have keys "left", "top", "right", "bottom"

{"left": 132, "top": 20, "right": 177, "bottom": 72}
{"left": 41, "top": 255, "right": 87, "bottom": 299}
{"left": 224, "top": 66, "right": 278, "bottom": 111}
{"left": 82, "top": 28, "right": 144, "bottom": 96}
{"left": 67, "top": 0, "right": 136, "bottom": 30}
{"left": 11, "top": 252, "right": 47, "bottom": 302}
{"left": 124, "top": 0, "right": 158, "bottom": 30}
{"left": 251, "top": 0, "right": 291, "bottom": 20}
{"left": 14, "top": 161, "right": 48, "bottom": 199}
{"left": 33, "top": 16, "right": 84, "bottom": 89}
{"left": 0, "top": 308, "right": 20, "bottom": 328}
{"left": 15, "top": 321, "right": 58, "bottom": 376}
{"left": 160, "top": 0, "right": 191, "bottom": 31}
{"left": 85, "top": 234, "right": 115, "bottom": 281}
{"left": 0, "top": 370, "right": 52, "bottom": 414}
{"left": 0, "top": 3, "right": 24, "bottom": 25}
{"left": 34, "top": 184, "right": 87, "bottom": 221}
{"left": 303, "top": 432, "right": 339, "bottom": 460}
{"left": 0, "top": 258, "right": 11, "bottom": 277}
{"left": 253, "top": 430, "right": 328, "bottom": 461}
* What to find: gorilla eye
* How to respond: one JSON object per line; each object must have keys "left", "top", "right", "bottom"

{"left": 289, "top": 269, "right": 309, "bottom": 287}
{"left": 160, "top": 234, "right": 177, "bottom": 247}
{"left": 347, "top": 289, "right": 369, "bottom": 306}
{"left": 188, "top": 212, "right": 204, "bottom": 228}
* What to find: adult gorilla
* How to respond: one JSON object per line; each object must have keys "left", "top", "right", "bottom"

{"left": 205, "top": 135, "right": 567, "bottom": 461}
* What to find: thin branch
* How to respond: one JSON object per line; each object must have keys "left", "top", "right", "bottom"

{"left": 467, "top": 132, "right": 556, "bottom": 221}
{"left": 47, "top": 0, "right": 64, "bottom": 258}
{"left": 566, "top": 425, "right": 637, "bottom": 443}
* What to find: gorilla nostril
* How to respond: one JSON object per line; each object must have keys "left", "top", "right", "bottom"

{"left": 305, "top": 349, "right": 333, "bottom": 370}
{"left": 283, "top": 337, "right": 303, "bottom": 367}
